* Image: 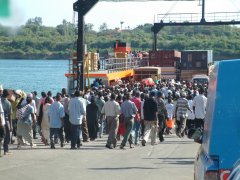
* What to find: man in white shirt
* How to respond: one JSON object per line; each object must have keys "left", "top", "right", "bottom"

{"left": 101, "top": 93, "right": 121, "bottom": 149}
{"left": 68, "top": 90, "right": 86, "bottom": 149}
{"left": 0, "top": 101, "right": 5, "bottom": 157}
{"left": 193, "top": 88, "right": 207, "bottom": 129}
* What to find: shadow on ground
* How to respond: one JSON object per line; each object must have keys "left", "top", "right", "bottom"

{"left": 143, "top": 157, "right": 195, "bottom": 165}
{"left": 89, "top": 167, "right": 158, "bottom": 170}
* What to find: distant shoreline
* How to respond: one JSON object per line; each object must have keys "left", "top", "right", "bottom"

{"left": 0, "top": 53, "right": 70, "bottom": 60}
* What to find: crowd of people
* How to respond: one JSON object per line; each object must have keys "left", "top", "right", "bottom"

{"left": 0, "top": 79, "right": 208, "bottom": 156}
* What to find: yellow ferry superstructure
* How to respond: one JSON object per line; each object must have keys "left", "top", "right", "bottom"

{"left": 65, "top": 52, "right": 149, "bottom": 93}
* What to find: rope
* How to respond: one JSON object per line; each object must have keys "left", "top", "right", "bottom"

{"left": 162, "top": 1, "right": 178, "bottom": 21}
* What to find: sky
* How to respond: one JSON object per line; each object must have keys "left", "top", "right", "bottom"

{"left": 0, "top": 0, "right": 240, "bottom": 31}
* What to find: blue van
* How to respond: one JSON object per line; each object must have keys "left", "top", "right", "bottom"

{"left": 228, "top": 159, "right": 240, "bottom": 179}
{"left": 194, "top": 60, "right": 240, "bottom": 180}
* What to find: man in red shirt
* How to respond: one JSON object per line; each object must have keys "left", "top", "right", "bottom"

{"left": 131, "top": 91, "right": 141, "bottom": 145}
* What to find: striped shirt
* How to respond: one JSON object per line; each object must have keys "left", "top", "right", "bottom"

{"left": 175, "top": 97, "right": 190, "bottom": 120}
{"left": 155, "top": 97, "right": 168, "bottom": 118}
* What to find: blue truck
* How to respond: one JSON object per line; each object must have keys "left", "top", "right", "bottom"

{"left": 194, "top": 60, "right": 240, "bottom": 180}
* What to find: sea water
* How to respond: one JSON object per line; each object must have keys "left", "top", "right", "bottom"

{"left": 0, "top": 59, "right": 68, "bottom": 95}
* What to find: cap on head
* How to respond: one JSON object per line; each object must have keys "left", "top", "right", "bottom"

{"left": 0, "top": 84, "right": 3, "bottom": 91}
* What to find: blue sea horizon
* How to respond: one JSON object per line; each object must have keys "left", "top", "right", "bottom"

{"left": 0, "top": 59, "right": 69, "bottom": 96}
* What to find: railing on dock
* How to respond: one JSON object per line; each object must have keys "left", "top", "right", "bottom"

{"left": 100, "top": 57, "right": 149, "bottom": 73}
{"left": 156, "top": 12, "right": 240, "bottom": 24}
{"left": 67, "top": 57, "right": 150, "bottom": 74}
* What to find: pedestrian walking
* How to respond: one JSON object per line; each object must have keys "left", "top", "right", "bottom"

{"left": 41, "top": 97, "right": 51, "bottom": 145}
{"left": 21, "top": 93, "right": 37, "bottom": 139}
{"left": 68, "top": 90, "right": 86, "bottom": 149}
{"left": 175, "top": 92, "right": 192, "bottom": 138}
{"left": 193, "top": 87, "right": 207, "bottom": 129}
{"left": 155, "top": 91, "right": 168, "bottom": 142}
{"left": 140, "top": 93, "right": 147, "bottom": 138}
{"left": 95, "top": 92, "right": 105, "bottom": 138}
{"left": 80, "top": 92, "right": 89, "bottom": 142}
{"left": 165, "top": 97, "right": 175, "bottom": 134}
{"left": 17, "top": 94, "right": 37, "bottom": 148}
{"left": 131, "top": 91, "right": 141, "bottom": 145}
{"left": 120, "top": 93, "right": 138, "bottom": 149}
{"left": 48, "top": 94, "right": 65, "bottom": 149}
{"left": 0, "top": 100, "right": 5, "bottom": 157}
{"left": 186, "top": 94, "right": 195, "bottom": 132}
{"left": 101, "top": 93, "right": 121, "bottom": 149}
{"left": 116, "top": 95, "right": 124, "bottom": 140}
{"left": 87, "top": 97, "right": 99, "bottom": 141}
{"left": 142, "top": 91, "right": 158, "bottom": 146}
{"left": 1, "top": 89, "right": 12, "bottom": 155}
{"left": 60, "top": 88, "right": 71, "bottom": 143}
{"left": 9, "top": 90, "right": 22, "bottom": 144}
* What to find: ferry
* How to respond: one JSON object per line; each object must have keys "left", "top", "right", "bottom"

{"left": 65, "top": 41, "right": 212, "bottom": 93}
{"left": 65, "top": 52, "right": 152, "bottom": 94}
{"left": 65, "top": 40, "right": 158, "bottom": 93}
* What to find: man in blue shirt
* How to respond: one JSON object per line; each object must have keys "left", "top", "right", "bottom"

{"left": 48, "top": 94, "right": 65, "bottom": 149}
{"left": 120, "top": 93, "right": 137, "bottom": 149}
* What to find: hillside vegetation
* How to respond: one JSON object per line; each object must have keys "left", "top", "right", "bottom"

{"left": 0, "top": 17, "right": 239, "bottom": 60}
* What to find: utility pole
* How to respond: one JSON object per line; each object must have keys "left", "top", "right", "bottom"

{"left": 120, "top": 21, "right": 124, "bottom": 39}
{"left": 73, "top": 0, "right": 98, "bottom": 91}
{"left": 201, "top": 0, "right": 206, "bottom": 23}
{"left": 120, "top": 21, "right": 124, "bottom": 31}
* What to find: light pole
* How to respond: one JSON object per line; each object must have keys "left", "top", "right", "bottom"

{"left": 120, "top": 21, "right": 124, "bottom": 40}
{"left": 120, "top": 21, "right": 124, "bottom": 31}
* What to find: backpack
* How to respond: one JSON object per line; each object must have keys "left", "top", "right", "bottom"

{"left": 16, "top": 104, "right": 29, "bottom": 121}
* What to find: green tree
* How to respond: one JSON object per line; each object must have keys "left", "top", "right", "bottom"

{"left": 99, "top": 23, "right": 108, "bottom": 31}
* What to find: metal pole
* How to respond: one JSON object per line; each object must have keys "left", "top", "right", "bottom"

{"left": 201, "top": 0, "right": 206, "bottom": 22}
{"left": 74, "top": 0, "right": 98, "bottom": 91}
{"left": 77, "top": 8, "right": 84, "bottom": 91}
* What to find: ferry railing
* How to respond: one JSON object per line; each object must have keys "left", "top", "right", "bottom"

{"left": 68, "top": 56, "right": 150, "bottom": 74}
{"left": 157, "top": 13, "right": 200, "bottom": 23}
{"left": 207, "top": 12, "right": 240, "bottom": 22}
{"left": 103, "top": 57, "right": 149, "bottom": 73}
{"left": 156, "top": 12, "right": 240, "bottom": 23}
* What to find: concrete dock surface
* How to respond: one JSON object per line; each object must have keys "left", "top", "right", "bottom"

{"left": 0, "top": 135, "right": 199, "bottom": 180}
